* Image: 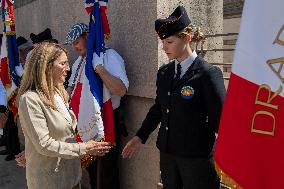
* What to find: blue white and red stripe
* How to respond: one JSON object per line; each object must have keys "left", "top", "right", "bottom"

{"left": 70, "top": 0, "right": 114, "bottom": 143}
{"left": 0, "top": 0, "right": 20, "bottom": 117}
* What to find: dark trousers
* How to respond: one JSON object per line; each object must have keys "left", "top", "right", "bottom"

{"left": 87, "top": 108, "right": 121, "bottom": 189}
{"left": 160, "top": 152, "right": 220, "bottom": 189}
{"left": 6, "top": 111, "right": 21, "bottom": 156}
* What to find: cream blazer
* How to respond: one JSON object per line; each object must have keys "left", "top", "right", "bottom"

{"left": 18, "top": 91, "right": 87, "bottom": 189}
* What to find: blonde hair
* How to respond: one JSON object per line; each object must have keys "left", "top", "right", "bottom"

{"left": 18, "top": 42, "right": 69, "bottom": 110}
{"left": 176, "top": 25, "right": 205, "bottom": 43}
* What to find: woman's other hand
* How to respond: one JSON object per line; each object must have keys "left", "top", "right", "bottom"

{"left": 15, "top": 151, "right": 26, "bottom": 168}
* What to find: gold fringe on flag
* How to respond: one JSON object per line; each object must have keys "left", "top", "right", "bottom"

{"left": 80, "top": 154, "right": 96, "bottom": 168}
{"left": 3, "top": 20, "right": 14, "bottom": 26}
{"left": 104, "top": 33, "right": 111, "bottom": 40}
{"left": 5, "top": 31, "right": 16, "bottom": 35}
{"left": 215, "top": 162, "right": 244, "bottom": 189}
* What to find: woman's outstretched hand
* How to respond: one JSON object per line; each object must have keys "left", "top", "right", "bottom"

{"left": 86, "top": 140, "right": 112, "bottom": 156}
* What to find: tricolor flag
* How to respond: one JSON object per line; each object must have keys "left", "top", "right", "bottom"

{"left": 214, "top": 0, "right": 284, "bottom": 188}
{"left": 70, "top": 0, "right": 115, "bottom": 144}
{"left": 0, "top": 0, "right": 20, "bottom": 117}
{"left": 85, "top": 0, "right": 110, "bottom": 39}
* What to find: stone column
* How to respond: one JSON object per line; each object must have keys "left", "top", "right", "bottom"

{"left": 108, "top": 1, "right": 223, "bottom": 189}
{"left": 107, "top": 2, "right": 160, "bottom": 189}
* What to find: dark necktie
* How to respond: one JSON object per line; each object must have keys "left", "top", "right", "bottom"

{"left": 176, "top": 63, "right": 181, "bottom": 80}
{"left": 172, "top": 63, "right": 181, "bottom": 88}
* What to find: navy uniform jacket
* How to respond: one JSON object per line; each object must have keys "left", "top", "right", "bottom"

{"left": 136, "top": 56, "right": 226, "bottom": 158}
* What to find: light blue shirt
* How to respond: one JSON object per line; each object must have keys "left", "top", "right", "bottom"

{"left": 175, "top": 51, "right": 198, "bottom": 78}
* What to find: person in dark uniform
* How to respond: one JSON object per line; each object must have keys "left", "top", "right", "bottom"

{"left": 122, "top": 5, "right": 226, "bottom": 189}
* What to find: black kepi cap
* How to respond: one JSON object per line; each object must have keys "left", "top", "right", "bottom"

{"left": 30, "top": 28, "right": 54, "bottom": 44}
{"left": 17, "top": 36, "right": 28, "bottom": 47}
{"left": 155, "top": 6, "right": 191, "bottom": 40}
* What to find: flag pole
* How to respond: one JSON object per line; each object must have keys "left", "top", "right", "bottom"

{"left": 96, "top": 156, "right": 101, "bottom": 189}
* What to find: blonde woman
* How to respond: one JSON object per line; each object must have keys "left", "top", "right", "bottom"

{"left": 18, "top": 42, "right": 111, "bottom": 189}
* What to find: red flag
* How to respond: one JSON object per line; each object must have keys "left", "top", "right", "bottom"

{"left": 214, "top": 1, "right": 284, "bottom": 188}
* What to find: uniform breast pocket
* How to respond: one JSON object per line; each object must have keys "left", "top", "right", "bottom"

{"left": 173, "top": 84, "right": 203, "bottom": 115}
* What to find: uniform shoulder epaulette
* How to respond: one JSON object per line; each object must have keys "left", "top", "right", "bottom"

{"left": 197, "top": 56, "right": 223, "bottom": 76}
{"left": 195, "top": 56, "right": 213, "bottom": 71}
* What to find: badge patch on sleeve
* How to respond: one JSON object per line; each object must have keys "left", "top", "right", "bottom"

{"left": 180, "top": 86, "right": 194, "bottom": 100}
